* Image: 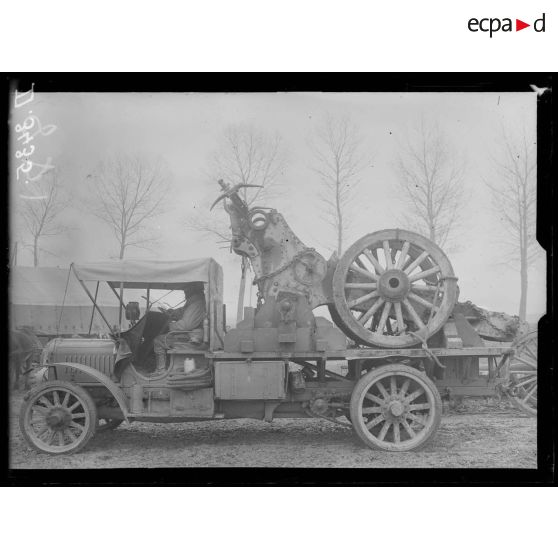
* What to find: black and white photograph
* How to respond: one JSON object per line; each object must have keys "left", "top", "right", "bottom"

{"left": 2, "top": 1, "right": 557, "bottom": 556}
{"left": 6, "top": 81, "right": 549, "bottom": 473}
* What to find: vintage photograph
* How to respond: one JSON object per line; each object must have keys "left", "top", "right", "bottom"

{"left": 8, "top": 87, "right": 544, "bottom": 470}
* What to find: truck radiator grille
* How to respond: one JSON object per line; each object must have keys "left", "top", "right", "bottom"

{"left": 57, "top": 353, "right": 115, "bottom": 376}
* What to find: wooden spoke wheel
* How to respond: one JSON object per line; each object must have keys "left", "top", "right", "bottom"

{"left": 350, "top": 364, "right": 442, "bottom": 451}
{"left": 97, "top": 418, "right": 124, "bottom": 432}
{"left": 332, "top": 230, "right": 458, "bottom": 347}
{"left": 507, "top": 331, "right": 537, "bottom": 416}
{"left": 19, "top": 381, "right": 97, "bottom": 455}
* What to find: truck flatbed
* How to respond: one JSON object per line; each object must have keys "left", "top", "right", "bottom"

{"left": 204, "top": 346, "right": 513, "bottom": 360}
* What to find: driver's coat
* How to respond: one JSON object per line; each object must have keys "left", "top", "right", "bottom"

{"left": 153, "top": 292, "right": 206, "bottom": 353}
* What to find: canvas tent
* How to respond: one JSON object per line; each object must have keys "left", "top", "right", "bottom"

{"left": 9, "top": 266, "right": 121, "bottom": 336}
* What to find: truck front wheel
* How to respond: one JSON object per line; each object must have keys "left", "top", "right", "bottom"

{"left": 20, "top": 381, "right": 97, "bottom": 455}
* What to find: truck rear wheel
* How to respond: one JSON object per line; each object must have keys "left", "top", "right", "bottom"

{"left": 20, "top": 381, "right": 97, "bottom": 455}
{"left": 350, "top": 364, "right": 442, "bottom": 451}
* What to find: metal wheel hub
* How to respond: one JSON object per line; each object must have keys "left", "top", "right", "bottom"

{"left": 45, "top": 408, "right": 71, "bottom": 429}
{"left": 377, "top": 269, "right": 410, "bottom": 301}
{"left": 387, "top": 400, "right": 405, "bottom": 418}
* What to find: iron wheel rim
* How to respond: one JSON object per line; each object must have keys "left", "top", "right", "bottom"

{"left": 333, "top": 230, "right": 458, "bottom": 347}
{"left": 508, "top": 331, "right": 537, "bottom": 416}
{"left": 22, "top": 386, "right": 93, "bottom": 454}
{"left": 352, "top": 367, "right": 440, "bottom": 451}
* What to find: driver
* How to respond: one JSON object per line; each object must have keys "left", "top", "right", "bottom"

{"left": 153, "top": 282, "right": 206, "bottom": 372}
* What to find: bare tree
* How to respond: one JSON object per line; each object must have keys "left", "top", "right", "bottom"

{"left": 485, "top": 127, "right": 537, "bottom": 321}
{"left": 394, "top": 119, "right": 466, "bottom": 249}
{"left": 88, "top": 154, "right": 171, "bottom": 259}
{"left": 210, "top": 123, "right": 286, "bottom": 203}
{"left": 186, "top": 123, "right": 287, "bottom": 238}
{"left": 186, "top": 123, "right": 287, "bottom": 322}
{"left": 310, "top": 115, "right": 366, "bottom": 256}
{"left": 18, "top": 170, "right": 68, "bottom": 266}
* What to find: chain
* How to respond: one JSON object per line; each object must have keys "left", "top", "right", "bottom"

{"left": 256, "top": 290, "right": 265, "bottom": 309}
{"left": 408, "top": 331, "right": 446, "bottom": 369}
{"left": 252, "top": 248, "right": 318, "bottom": 285}
{"left": 425, "top": 278, "right": 443, "bottom": 324}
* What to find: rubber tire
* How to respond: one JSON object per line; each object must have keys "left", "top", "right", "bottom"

{"left": 350, "top": 364, "right": 442, "bottom": 452}
{"left": 19, "top": 380, "right": 98, "bottom": 455}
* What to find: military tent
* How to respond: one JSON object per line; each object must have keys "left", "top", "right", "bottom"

{"left": 9, "top": 266, "right": 121, "bottom": 336}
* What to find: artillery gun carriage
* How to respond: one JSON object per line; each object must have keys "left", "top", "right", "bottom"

{"left": 214, "top": 179, "right": 459, "bottom": 351}
{"left": 18, "top": 182, "right": 536, "bottom": 455}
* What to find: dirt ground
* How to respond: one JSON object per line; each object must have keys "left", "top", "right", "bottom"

{"left": 9, "top": 393, "right": 536, "bottom": 469}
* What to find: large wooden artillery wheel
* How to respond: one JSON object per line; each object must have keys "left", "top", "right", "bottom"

{"left": 332, "top": 230, "right": 459, "bottom": 347}
{"left": 507, "top": 331, "right": 538, "bottom": 416}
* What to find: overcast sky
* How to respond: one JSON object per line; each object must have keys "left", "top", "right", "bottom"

{"left": 9, "top": 91, "right": 545, "bottom": 322}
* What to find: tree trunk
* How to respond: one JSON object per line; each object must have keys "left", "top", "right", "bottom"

{"left": 519, "top": 260, "right": 528, "bottom": 321}
{"left": 519, "top": 237, "right": 528, "bottom": 322}
{"left": 11, "top": 241, "right": 17, "bottom": 267}
{"left": 518, "top": 188, "right": 529, "bottom": 322}
{"left": 336, "top": 180, "right": 343, "bottom": 256}
{"left": 33, "top": 236, "right": 39, "bottom": 267}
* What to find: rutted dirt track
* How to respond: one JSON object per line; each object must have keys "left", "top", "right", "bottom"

{"left": 9, "top": 394, "right": 536, "bottom": 469}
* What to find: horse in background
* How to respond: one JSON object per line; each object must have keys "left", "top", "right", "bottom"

{"left": 9, "top": 327, "right": 42, "bottom": 390}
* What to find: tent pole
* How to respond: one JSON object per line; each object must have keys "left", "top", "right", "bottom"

{"left": 71, "top": 263, "right": 113, "bottom": 331}
{"left": 108, "top": 284, "right": 127, "bottom": 312}
{"left": 118, "top": 282, "right": 124, "bottom": 327}
{"left": 88, "top": 282, "right": 100, "bottom": 335}
{"left": 76, "top": 278, "right": 112, "bottom": 331}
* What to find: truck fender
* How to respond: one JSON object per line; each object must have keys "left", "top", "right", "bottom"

{"left": 51, "top": 362, "right": 130, "bottom": 422}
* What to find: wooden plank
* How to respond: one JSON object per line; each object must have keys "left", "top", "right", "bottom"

{"left": 432, "top": 384, "right": 498, "bottom": 397}
{"left": 206, "top": 346, "right": 512, "bottom": 360}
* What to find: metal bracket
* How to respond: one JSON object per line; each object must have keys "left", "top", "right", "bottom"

{"left": 264, "top": 401, "right": 281, "bottom": 422}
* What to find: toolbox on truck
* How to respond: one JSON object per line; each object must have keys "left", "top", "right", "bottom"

{"left": 214, "top": 361, "right": 287, "bottom": 399}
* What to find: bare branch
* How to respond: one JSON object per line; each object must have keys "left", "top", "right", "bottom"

{"left": 392, "top": 119, "right": 467, "bottom": 250}
{"left": 485, "top": 125, "right": 538, "bottom": 320}
{"left": 309, "top": 115, "right": 368, "bottom": 255}
{"left": 17, "top": 169, "right": 70, "bottom": 266}
{"left": 188, "top": 123, "right": 288, "bottom": 241}
{"left": 184, "top": 212, "right": 232, "bottom": 242}
{"left": 87, "top": 154, "right": 171, "bottom": 259}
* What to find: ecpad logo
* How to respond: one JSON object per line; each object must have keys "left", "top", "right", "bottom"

{"left": 468, "top": 13, "right": 546, "bottom": 37}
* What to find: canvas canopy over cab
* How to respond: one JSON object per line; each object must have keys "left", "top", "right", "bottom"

{"left": 70, "top": 258, "right": 225, "bottom": 351}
